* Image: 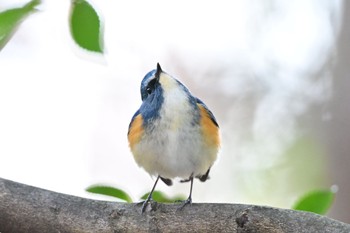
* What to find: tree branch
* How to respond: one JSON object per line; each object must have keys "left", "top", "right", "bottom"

{"left": 0, "top": 177, "right": 348, "bottom": 233}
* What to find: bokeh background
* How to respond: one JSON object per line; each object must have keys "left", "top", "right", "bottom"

{"left": 1, "top": 0, "right": 349, "bottom": 223}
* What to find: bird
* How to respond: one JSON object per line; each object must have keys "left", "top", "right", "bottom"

{"left": 127, "top": 63, "right": 220, "bottom": 213}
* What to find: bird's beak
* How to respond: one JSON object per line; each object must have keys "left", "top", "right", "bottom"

{"left": 155, "top": 63, "right": 162, "bottom": 81}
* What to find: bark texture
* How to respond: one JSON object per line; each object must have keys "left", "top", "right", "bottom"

{"left": 0, "top": 178, "right": 349, "bottom": 233}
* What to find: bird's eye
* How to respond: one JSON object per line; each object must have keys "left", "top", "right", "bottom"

{"left": 146, "top": 87, "right": 152, "bottom": 94}
{"left": 146, "top": 78, "right": 157, "bottom": 95}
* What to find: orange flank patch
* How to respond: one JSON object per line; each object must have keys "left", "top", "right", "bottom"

{"left": 128, "top": 114, "right": 144, "bottom": 150}
{"left": 198, "top": 105, "right": 220, "bottom": 147}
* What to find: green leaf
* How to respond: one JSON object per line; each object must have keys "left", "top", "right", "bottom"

{"left": 86, "top": 185, "right": 132, "bottom": 203}
{"left": 70, "top": 0, "right": 103, "bottom": 53}
{"left": 0, "top": 0, "right": 41, "bottom": 50}
{"left": 292, "top": 188, "right": 336, "bottom": 215}
{"left": 140, "top": 191, "right": 186, "bottom": 203}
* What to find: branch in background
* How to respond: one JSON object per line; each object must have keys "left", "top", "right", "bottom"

{"left": 0, "top": 177, "right": 348, "bottom": 233}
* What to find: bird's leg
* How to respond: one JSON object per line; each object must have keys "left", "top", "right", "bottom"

{"left": 141, "top": 175, "right": 160, "bottom": 213}
{"left": 178, "top": 175, "right": 193, "bottom": 210}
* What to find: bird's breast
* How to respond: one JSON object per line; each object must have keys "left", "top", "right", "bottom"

{"left": 130, "top": 85, "right": 219, "bottom": 179}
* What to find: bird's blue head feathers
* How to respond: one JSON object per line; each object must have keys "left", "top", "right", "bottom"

{"left": 139, "top": 63, "right": 164, "bottom": 122}
{"left": 141, "top": 70, "right": 156, "bottom": 100}
{"left": 140, "top": 63, "right": 163, "bottom": 101}
{"left": 137, "top": 63, "right": 199, "bottom": 125}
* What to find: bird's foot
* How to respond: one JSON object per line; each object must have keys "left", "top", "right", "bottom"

{"left": 136, "top": 198, "right": 153, "bottom": 213}
{"left": 176, "top": 196, "right": 192, "bottom": 211}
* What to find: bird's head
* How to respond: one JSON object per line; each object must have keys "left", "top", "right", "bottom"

{"left": 140, "top": 63, "right": 190, "bottom": 102}
{"left": 140, "top": 63, "right": 163, "bottom": 101}
{"left": 139, "top": 63, "right": 195, "bottom": 122}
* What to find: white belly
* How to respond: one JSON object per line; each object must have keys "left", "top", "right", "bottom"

{"left": 132, "top": 121, "right": 217, "bottom": 179}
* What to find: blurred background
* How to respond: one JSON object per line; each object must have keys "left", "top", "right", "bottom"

{"left": 0, "top": 0, "right": 349, "bottom": 223}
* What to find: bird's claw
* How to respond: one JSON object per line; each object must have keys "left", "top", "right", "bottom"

{"left": 177, "top": 197, "right": 192, "bottom": 211}
{"left": 140, "top": 199, "right": 153, "bottom": 213}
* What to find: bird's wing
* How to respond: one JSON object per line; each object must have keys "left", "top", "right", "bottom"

{"left": 196, "top": 98, "right": 219, "bottom": 128}
{"left": 127, "top": 110, "right": 144, "bottom": 149}
{"left": 196, "top": 98, "right": 220, "bottom": 149}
